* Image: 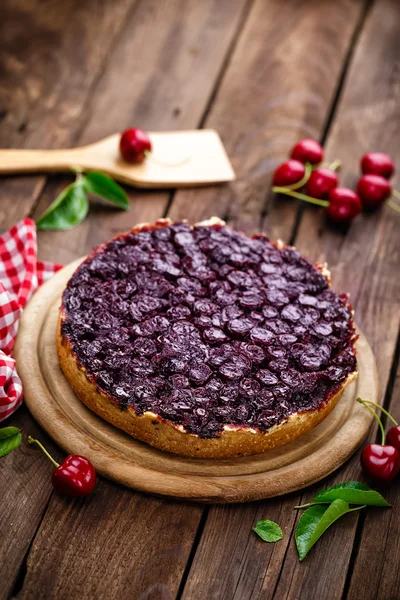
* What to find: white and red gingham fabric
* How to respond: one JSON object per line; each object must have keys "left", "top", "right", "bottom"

{"left": 0, "top": 219, "right": 62, "bottom": 421}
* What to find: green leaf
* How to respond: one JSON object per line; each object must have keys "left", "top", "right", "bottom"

{"left": 312, "top": 482, "right": 390, "bottom": 508}
{"left": 82, "top": 171, "right": 129, "bottom": 210}
{"left": 253, "top": 520, "right": 283, "bottom": 542}
{"left": 36, "top": 181, "right": 89, "bottom": 230}
{"left": 0, "top": 426, "right": 22, "bottom": 457}
{"left": 295, "top": 500, "right": 364, "bottom": 561}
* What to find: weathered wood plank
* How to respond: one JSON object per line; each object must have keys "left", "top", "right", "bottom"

{"left": 172, "top": 0, "right": 367, "bottom": 598}
{"left": 0, "top": 407, "right": 63, "bottom": 600}
{"left": 0, "top": 2, "right": 138, "bottom": 597}
{"left": 347, "top": 362, "right": 400, "bottom": 600}
{"left": 168, "top": 0, "right": 364, "bottom": 243}
{"left": 18, "top": 485, "right": 202, "bottom": 600}
{"left": 271, "top": 0, "right": 400, "bottom": 597}
{"left": 33, "top": 0, "right": 251, "bottom": 264}
{"left": 6, "top": 1, "right": 251, "bottom": 599}
{"left": 0, "top": 0, "right": 138, "bottom": 228}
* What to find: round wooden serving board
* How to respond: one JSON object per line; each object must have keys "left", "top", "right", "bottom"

{"left": 15, "top": 259, "right": 379, "bottom": 503}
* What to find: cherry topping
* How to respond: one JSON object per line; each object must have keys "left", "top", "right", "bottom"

{"left": 120, "top": 128, "right": 152, "bottom": 163}
{"left": 272, "top": 160, "right": 305, "bottom": 187}
{"left": 361, "top": 152, "right": 395, "bottom": 179}
{"left": 62, "top": 222, "right": 357, "bottom": 438}
{"left": 325, "top": 188, "right": 362, "bottom": 224}
{"left": 290, "top": 139, "right": 324, "bottom": 165}
{"left": 305, "top": 167, "right": 339, "bottom": 200}
{"left": 357, "top": 174, "right": 391, "bottom": 210}
{"left": 28, "top": 436, "right": 96, "bottom": 496}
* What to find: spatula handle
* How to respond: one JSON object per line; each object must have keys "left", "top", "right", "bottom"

{"left": 0, "top": 148, "right": 86, "bottom": 174}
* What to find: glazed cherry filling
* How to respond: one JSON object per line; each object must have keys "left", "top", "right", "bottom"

{"left": 61, "top": 221, "right": 357, "bottom": 438}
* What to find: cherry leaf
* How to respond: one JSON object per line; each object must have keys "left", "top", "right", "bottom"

{"left": 82, "top": 171, "right": 129, "bottom": 210}
{"left": 253, "top": 519, "right": 283, "bottom": 542}
{"left": 36, "top": 181, "right": 89, "bottom": 230}
{"left": 0, "top": 426, "right": 22, "bottom": 457}
{"left": 295, "top": 499, "right": 365, "bottom": 561}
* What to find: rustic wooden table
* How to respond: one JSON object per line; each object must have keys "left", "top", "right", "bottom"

{"left": 1, "top": 0, "right": 399, "bottom": 598}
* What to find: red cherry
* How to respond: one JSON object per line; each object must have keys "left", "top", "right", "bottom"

{"left": 357, "top": 174, "right": 392, "bottom": 210}
{"left": 52, "top": 455, "right": 96, "bottom": 497}
{"left": 326, "top": 188, "right": 362, "bottom": 223}
{"left": 290, "top": 139, "right": 324, "bottom": 165}
{"left": 120, "top": 128, "right": 152, "bottom": 163}
{"left": 28, "top": 436, "right": 96, "bottom": 497}
{"left": 387, "top": 426, "right": 400, "bottom": 452}
{"left": 305, "top": 168, "right": 339, "bottom": 199}
{"left": 361, "top": 443, "right": 400, "bottom": 483}
{"left": 361, "top": 152, "right": 395, "bottom": 179}
{"left": 272, "top": 160, "right": 305, "bottom": 187}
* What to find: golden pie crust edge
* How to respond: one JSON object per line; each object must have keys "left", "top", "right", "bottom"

{"left": 57, "top": 325, "right": 356, "bottom": 458}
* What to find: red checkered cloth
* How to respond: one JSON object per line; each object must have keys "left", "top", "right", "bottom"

{"left": 0, "top": 219, "right": 62, "bottom": 421}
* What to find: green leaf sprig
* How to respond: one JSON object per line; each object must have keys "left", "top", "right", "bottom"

{"left": 294, "top": 481, "right": 390, "bottom": 509}
{"left": 253, "top": 481, "right": 391, "bottom": 561}
{"left": 0, "top": 426, "right": 22, "bottom": 457}
{"left": 295, "top": 500, "right": 365, "bottom": 561}
{"left": 36, "top": 168, "right": 129, "bottom": 231}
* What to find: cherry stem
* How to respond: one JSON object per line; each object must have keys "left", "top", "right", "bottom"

{"left": 284, "top": 162, "right": 312, "bottom": 191}
{"left": 272, "top": 187, "right": 329, "bottom": 207}
{"left": 144, "top": 150, "right": 190, "bottom": 168}
{"left": 327, "top": 159, "right": 341, "bottom": 171}
{"left": 294, "top": 502, "right": 366, "bottom": 511}
{"left": 357, "top": 400, "right": 386, "bottom": 445}
{"left": 392, "top": 189, "right": 400, "bottom": 201}
{"left": 356, "top": 398, "right": 398, "bottom": 426}
{"left": 28, "top": 436, "right": 60, "bottom": 468}
{"left": 387, "top": 199, "right": 400, "bottom": 213}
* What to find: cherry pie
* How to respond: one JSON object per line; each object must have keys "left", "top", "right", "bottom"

{"left": 57, "top": 218, "right": 357, "bottom": 458}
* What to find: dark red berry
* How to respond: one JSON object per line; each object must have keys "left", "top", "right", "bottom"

{"left": 272, "top": 160, "right": 305, "bottom": 187}
{"left": 52, "top": 455, "right": 96, "bottom": 497}
{"left": 357, "top": 174, "right": 392, "bottom": 210}
{"left": 28, "top": 436, "right": 96, "bottom": 497}
{"left": 361, "top": 443, "right": 400, "bottom": 483}
{"left": 387, "top": 426, "right": 400, "bottom": 453}
{"left": 326, "top": 188, "right": 362, "bottom": 224}
{"left": 305, "top": 168, "right": 339, "bottom": 200}
{"left": 290, "top": 139, "right": 324, "bottom": 165}
{"left": 361, "top": 152, "right": 395, "bottom": 179}
{"left": 120, "top": 128, "right": 152, "bottom": 163}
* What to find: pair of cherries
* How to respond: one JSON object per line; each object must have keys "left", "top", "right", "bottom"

{"left": 357, "top": 399, "right": 400, "bottom": 483}
{"left": 272, "top": 139, "right": 399, "bottom": 223}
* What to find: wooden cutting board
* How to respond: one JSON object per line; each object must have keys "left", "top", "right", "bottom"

{"left": 14, "top": 260, "right": 379, "bottom": 503}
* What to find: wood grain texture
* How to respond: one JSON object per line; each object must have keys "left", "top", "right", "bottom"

{"left": 1, "top": 0, "right": 250, "bottom": 596}
{"left": 3, "top": 1, "right": 252, "bottom": 598}
{"left": 17, "top": 483, "right": 202, "bottom": 600}
{"left": 347, "top": 362, "right": 400, "bottom": 600}
{"left": 15, "top": 259, "right": 377, "bottom": 501}
{"left": 0, "top": 4, "right": 138, "bottom": 594}
{"left": 168, "top": 0, "right": 364, "bottom": 243}
{"left": 0, "top": 0, "right": 137, "bottom": 228}
{"left": 32, "top": 0, "right": 250, "bottom": 264}
{"left": 269, "top": 0, "right": 400, "bottom": 598}
{"left": 2, "top": 0, "right": 399, "bottom": 597}
{"left": 0, "top": 407, "right": 63, "bottom": 600}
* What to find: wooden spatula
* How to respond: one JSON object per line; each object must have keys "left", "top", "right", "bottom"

{"left": 0, "top": 129, "right": 235, "bottom": 188}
